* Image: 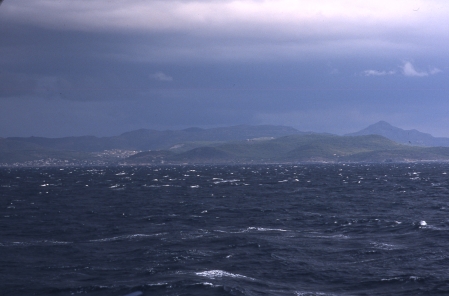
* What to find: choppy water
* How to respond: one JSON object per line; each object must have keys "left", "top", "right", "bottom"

{"left": 2, "top": 163, "right": 449, "bottom": 295}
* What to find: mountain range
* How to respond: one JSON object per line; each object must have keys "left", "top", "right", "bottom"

{"left": 2, "top": 122, "right": 449, "bottom": 165}
{"left": 6, "top": 125, "right": 303, "bottom": 152}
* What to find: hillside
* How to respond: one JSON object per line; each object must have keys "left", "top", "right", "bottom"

{"left": 126, "top": 134, "right": 449, "bottom": 164}
{"left": 346, "top": 121, "right": 449, "bottom": 147}
{"left": 7, "top": 125, "right": 303, "bottom": 152}
{"left": 4, "top": 124, "right": 449, "bottom": 166}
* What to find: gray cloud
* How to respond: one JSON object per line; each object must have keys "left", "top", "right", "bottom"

{"left": 1, "top": 1, "right": 449, "bottom": 137}
{"left": 401, "top": 62, "right": 442, "bottom": 77}
{"left": 363, "top": 62, "right": 442, "bottom": 77}
{"left": 402, "top": 62, "right": 428, "bottom": 77}
{"left": 363, "top": 70, "right": 396, "bottom": 76}
{"left": 2, "top": 0, "right": 449, "bottom": 62}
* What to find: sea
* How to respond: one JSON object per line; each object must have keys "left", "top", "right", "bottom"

{"left": 2, "top": 163, "right": 449, "bottom": 296}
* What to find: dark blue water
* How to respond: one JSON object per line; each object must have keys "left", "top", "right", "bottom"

{"left": 2, "top": 164, "right": 449, "bottom": 295}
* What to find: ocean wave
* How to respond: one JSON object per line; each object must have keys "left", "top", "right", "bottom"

{"left": 248, "top": 227, "right": 288, "bottom": 232}
{"left": 233, "top": 227, "right": 289, "bottom": 233}
{"left": 195, "top": 270, "right": 254, "bottom": 280}
{"left": 381, "top": 275, "right": 424, "bottom": 282}
{"left": 0, "top": 240, "right": 73, "bottom": 247}
{"left": 89, "top": 233, "right": 165, "bottom": 243}
{"left": 371, "top": 242, "right": 401, "bottom": 250}
{"left": 213, "top": 179, "right": 240, "bottom": 184}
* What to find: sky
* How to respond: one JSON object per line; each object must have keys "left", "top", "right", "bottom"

{"left": 1, "top": 0, "right": 449, "bottom": 138}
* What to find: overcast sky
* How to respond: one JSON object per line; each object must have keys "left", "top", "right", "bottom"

{"left": 1, "top": 0, "right": 449, "bottom": 137}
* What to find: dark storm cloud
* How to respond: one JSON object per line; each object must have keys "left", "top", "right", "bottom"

{"left": 0, "top": 23, "right": 150, "bottom": 101}
{"left": 1, "top": 0, "right": 449, "bottom": 137}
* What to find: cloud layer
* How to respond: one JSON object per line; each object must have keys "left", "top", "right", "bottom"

{"left": 1, "top": 1, "right": 449, "bottom": 137}
{"left": 363, "top": 70, "right": 396, "bottom": 76}
{"left": 2, "top": 0, "right": 449, "bottom": 62}
{"left": 363, "top": 62, "right": 442, "bottom": 77}
{"left": 401, "top": 62, "right": 441, "bottom": 77}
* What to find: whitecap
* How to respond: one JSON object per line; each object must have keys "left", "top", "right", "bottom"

{"left": 195, "top": 270, "right": 253, "bottom": 280}
{"left": 43, "top": 240, "right": 72, "bottom": 245}
{"left": 381, "top": 277, "right": 403, "bottom": 282}
{"left": 381, "top": 276, "right": 422, "bottom": 282}
{"left": 129, "top": 234, "right": 158, "bottom": 238}
{"left": 371, "top": 242, "right": 399, "bottom": 250}
{"left": 309, "top": 234, "right": 349, "bottom": 239}
{"left": 2, "top": 240, "right": 73, "bottom": 247}
{"left": 190, "top": 185, "right": 200, "bottom": 188}
{"left": 237, "top": 227, "right": 288, "bottom": 233}
{"left": 251, "top": 227, "right": 288, "bottom": 232}
{"left": 213, "top": 179, "right": 240, "bottom": 184}
{"left": 90, "top": 236, "right": 124, "bottom": 242}
{"left": 330, "top": 234, "right": 349, "bottom": 239}
{"left": 146, "top": 283, "right": 167, "bottom": 287}
{"left": 420, "top": 221, "right": 427, "bottom": 226}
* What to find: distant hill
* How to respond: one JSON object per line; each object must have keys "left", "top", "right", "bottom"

{"left": 126, "top": 134, "right": 449, "bottom": 164}
{"left": 7, "top": 125, "right": 304, "bottom": 152}
{"left": 5, "top": 124, "right": 449, "bottom": 165}
{"left": 345, "top": 121, "right": 449, "bottom": 147}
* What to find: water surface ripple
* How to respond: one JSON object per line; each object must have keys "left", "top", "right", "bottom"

{"left": 1, "top": 164, "right": 449, "bottom": 295}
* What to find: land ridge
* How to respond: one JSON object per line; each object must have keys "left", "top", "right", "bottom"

{"left": 3, "top": 123, "right": 449, "bottom": 166}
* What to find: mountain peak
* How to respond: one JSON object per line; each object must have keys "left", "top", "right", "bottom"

{"left": 371, "top": 121, "right": 393, "bottom": 127}
{"left": 346, "top": 121, "right": 449, "bottom": 147}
